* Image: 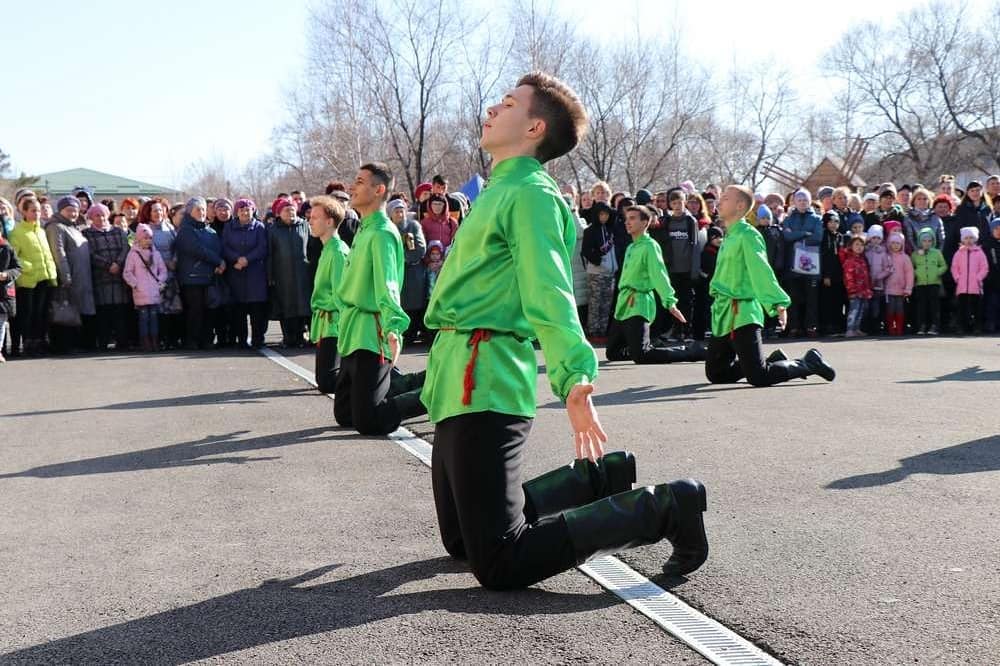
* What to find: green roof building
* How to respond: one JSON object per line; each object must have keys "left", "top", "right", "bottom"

{"left": 31, "top": 168, "right": 181, "bottom": 198}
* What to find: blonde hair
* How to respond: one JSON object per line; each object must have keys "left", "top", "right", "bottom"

{"left": 591, "top": 181, "right": 611, "bottom": 197}
{"left": 848, "top": 193, "right": 862, "bottom": 210}
{"left": 911, "top": 187, "right": 933, "bottom": 208}
{"left": 726, "top": 185, "right": 755, "bottom": 216}
{"left": 833, "top": 186, "right": 852, "bottom": 204}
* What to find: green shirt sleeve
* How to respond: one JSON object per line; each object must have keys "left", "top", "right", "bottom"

{"left": 649, "top": 241, "right": 678, "bottom": 310}
{"left": 370, "top": 227, "right": 410, "bottom": 337}
{"left": 744, "top": 227, "right": 791, "bottom": 316}
{"left": 508, "top": 190, "right": 598, "bottom": 401}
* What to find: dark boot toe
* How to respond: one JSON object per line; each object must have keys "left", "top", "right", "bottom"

{"left": 662, "top": 479, "right": 709, "bottom": 577}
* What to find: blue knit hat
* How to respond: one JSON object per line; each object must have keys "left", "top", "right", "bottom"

{"left": 56, "top": 195, "right": 80, "bottom": 212}
{"left": 990, "top": 217, "right": 1000, "bottom": 231}
{"left": 756, "top": 205, "right": 772, "bottom": 220}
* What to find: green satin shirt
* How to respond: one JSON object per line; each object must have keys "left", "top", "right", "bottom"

{"left": 709, "top": 219, "right": 791, "bottom": 336}
{"left": 614, "top": 233, "right": 677, "bottom": 322}
{"left": 310, "top": 234, "right": 350, "bottom": 342}
{"left": 336, "top": 210, "right": 410, "bottom": 358}
{"left": 421, "top": 156, "right": 598, "bottom": 423}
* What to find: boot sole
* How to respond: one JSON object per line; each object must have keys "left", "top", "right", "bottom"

{"left": 662, "top": 480, "right": 708, "bottom": 577}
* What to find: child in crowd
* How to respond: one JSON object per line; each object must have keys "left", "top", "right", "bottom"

{"left": 984, "top": 219, "right": 1000, "bottom": 333}
{"left": 122, "top": 224, "right": 167, "bottom": 351}
{"left": 425, "top": 240, "right": 445, "bottom": 298}
{"left": 865, "top": 225, "right": 891, "bottom": 333}
{"left": 0, "top": 233, "right": 22, "bottom": 362}
{"left": 910, "top": 227, "right": 948, "bottom": 335}
{"left": 839, "top": 235, "right": 872, "bottom": 337}
{"left": 581, "top": 201, "right": 617, "bottom": 341}
{"left": 884, "top": 231, "right": 914, "bottom": 336}
{"left": 820, "top": 211, "right": 845, "bottom": 335}
{"left": 950, "top": 227, "right": 989, "bottom": 335}
{"left": 754, "top": 205, "right": 784, "bottom": 338}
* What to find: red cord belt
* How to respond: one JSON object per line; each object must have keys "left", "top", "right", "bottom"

{"left": 438, "top": 327, "right": 493, "bottom": 406}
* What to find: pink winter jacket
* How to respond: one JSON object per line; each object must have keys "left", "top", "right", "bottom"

{"left": 123, "top": 246, "right": 167, "bottom": 306}
{"left": 883, "top": 250, "right": 914, "bottom": 296}
{"left": 950, "top": 244, "right": 989, "bottom": 295}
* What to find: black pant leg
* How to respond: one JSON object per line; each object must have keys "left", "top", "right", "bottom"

{"left": 732, "top": 324, "right": 804, "bottom": 386}
{"left": 431, "top": 435, "right": 466, "bottom": 560}
{"left": 315, "top": 337, "right": 340, "bottom": 393}
{"left": 604, "top": 318, "right": 629, "bottom": 361}
{"left": 333, "top": 354, "right": 354, "bottom": 427}
{"left": 783, "top": 276, "right": 802, "bottom": 331}
{"left": 705, "top": 334, "right": 742, "bottom": 383}
{"left": 230, "top": 303, "right": 248, "bottom": 345}
{"left": 113, "top": 303, "right": 129, "bottom": 349}
{"left": 249, "top": 302, "right": 268, "bottom": 346}
{"left": 182, "top": 286, "right": 206, "bottom": 348}
{"left": 345, "top": 349, "right": 398, "bottom": 435}
{"left": 433, "top": 412, "right": 577, "bottom": 590}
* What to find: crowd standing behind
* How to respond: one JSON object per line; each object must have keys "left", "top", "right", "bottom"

{"left": 1, "top": 171, "right": 999, "bottom": 364}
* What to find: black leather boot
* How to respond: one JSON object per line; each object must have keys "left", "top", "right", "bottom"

{"left": 390, "top": 387, "right": 428, "bottom": 422}
{"left": 801, "top": 348, "right": 836, "bottom": 381}
{"left": 562, "top": 479, "right": 709, "bottom": 577}
{"left": 765, "top": 348, "right": 788, "bottom": 363}
{"left": 522, "top": 451, "right": 636, "bottom": 523}
{"left": 388, "top": 369, "right": 427, "bottom": 398}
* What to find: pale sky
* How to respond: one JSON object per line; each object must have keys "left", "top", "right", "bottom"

{"left": 0, "top": 0, "right": 989, "bottom": 189}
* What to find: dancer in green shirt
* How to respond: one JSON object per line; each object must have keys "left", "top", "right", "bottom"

{"left": 705, "top": 185, "right": 836, "bottom": 386}
{"left": 307, "top": 195, "right": 350, "bottom": 394}
{"left": 422, "top": 72, "right": 709, "bottom": 590}
{"left": 333, "top": 163, "right": 426, "bottom": 435}
{"left": 605, "top": 205, "right": 707, "bottom": 364}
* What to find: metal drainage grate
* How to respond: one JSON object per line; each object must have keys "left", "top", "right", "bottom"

{"left": 580, "top": 556, "right": 783, "bottom": 666}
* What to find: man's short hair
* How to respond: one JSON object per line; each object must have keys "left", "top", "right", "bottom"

{"left": 727, "top": 185, "right": 755, "bottom": 216}
{"left": 309, "top": 195, "right": 345, "bottom": 227}
{"left": 431, "top": 174, "right": 447, "bottom": 187}
{"left": 517, "top": 71, "right": 588, "bottom": 163}
{"left": 325, "top": 180, "right": 347, "bottom": 195}
{"left": 360, "top": 162, "right": 394, "bottom": 196}
{"left": 624, "top": 205, "right": 653, "bottom": 222}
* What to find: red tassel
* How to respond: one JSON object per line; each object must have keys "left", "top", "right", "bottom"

{"left": 729, "top": 300, "right": 740, "bottom": 340}
{"left": 374, "top": 313, "right": 386, "bottom": 365}
{"left": 627, "top": 293, "right": 635, "bottom": 308}
{"left": 461, "top": 329, "right": 491, "bottom": 406}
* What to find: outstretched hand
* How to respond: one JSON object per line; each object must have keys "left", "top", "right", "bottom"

{"left": 668, "top": 306, "right": 687, "bottom": 324}
{"left": 567, "top": 382, "right": 607, "bottom": 462}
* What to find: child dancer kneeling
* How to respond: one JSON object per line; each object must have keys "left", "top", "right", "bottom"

{"left": 705, "top": 186, "right": 835, "bottom": 386}
{"left": 606, "top": 205, "right": 706, "bottom": 364}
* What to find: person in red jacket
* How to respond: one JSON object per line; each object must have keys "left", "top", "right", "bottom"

{"left": 839, "top": 235, "right": 873, "bottom": 337}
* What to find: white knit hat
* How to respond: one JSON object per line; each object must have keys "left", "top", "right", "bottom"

{"left": 960, "top": 226, "right": 979, "bottom": 241}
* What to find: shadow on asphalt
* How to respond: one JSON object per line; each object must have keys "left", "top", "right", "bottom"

{"left": 2, "top": 387, "right": 317, "bottom": 418}
{"left": 825, "top": 435, "right": 1000, "bottom": 489}
{"left": 0, "top": 427, "right": 357, "bottom": 479}
{"left": 0, "top": 557, "right": 618, "bottom": 664}
{"left": 896, "top": 365, "right": 1000, "bottom": 384}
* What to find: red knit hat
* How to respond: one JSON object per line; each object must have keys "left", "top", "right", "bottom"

{"left": 414, "top": 183, "right": 432, "bottom": 200}
{"left": 271, "top": 197, "right": 294, "bottom": 217}
{"left": 932, "top": 194, "right": 954, "bottom": 213}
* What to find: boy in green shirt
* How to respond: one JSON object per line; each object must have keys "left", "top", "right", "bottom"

{"left": 422, "top": 72, "right": 709, "bottom": 589}
{"left": 705, "top": 185, "right": 836, "bottom": 386}
{"left": 333, "top": 163, "right": 426, "bottom": 435}
{"left": 606, "top": 205, "right": 707, "bottom": 364}
{"left": 308, "top": 195, "right": 350, "bottom": 393}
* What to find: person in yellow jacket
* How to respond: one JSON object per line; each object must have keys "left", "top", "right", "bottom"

{"left": 705, "top": 185, "right": 835, "bottom": 386}
{"left": 420, "top": 72, "right": 709, "bottom": 590}
{"left": 9, "top": 197, "right": 57, "bottom": 355}
{"left": 606, "top": 204, "right": 707, "bottom": 364}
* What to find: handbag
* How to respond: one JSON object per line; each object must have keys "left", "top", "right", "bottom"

{"left": 49, "top": 287, "right": 82, "bottom": 327}
{"left": 160, "top": 276, "right": 183, "bottom": 314}
{"left": 791, "top": 241, "right": 821, "bottom": 276}
{"left": 207, "top": 274, "right": 231, "bottom": 309}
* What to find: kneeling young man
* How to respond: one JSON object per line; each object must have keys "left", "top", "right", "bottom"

{"left": 308, "top": 195, "right": 350, "bottom": 393}
{"left": 334, "top": 163, "right": 426, "bottom": 435}
{"left": 421, "top": 72, "right": 709, "bottom": 590}
{"left": 705, "top": 185, "right": 835, "bottom": 387}
{"left": 606, "top": 205, "right": 707, "bottom": 364}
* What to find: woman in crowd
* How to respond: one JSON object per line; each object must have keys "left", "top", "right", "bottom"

{"left": 419, "top": 193, "right": 457, "bottom": 253}
{"left": 903, "top": 187, "right": 944, "bottom": 254}
{"left": 45, "top": 196, "right": 95, "bottom": 353}
{"left": 121, "top": 198, "right": 141, "bottom": 231}
{"left": 267, "top": 198, "right": 311, "bottom": 348}
{"left": 0, "top": 197, "right": 15, "bottom": 240}
{"left": 10, "top": 197, "right": 57, "bottom": 355}
{"left": 224, "top": 198, "right": 269, "bottom": 349}
{"left": 82, "top": 203, "right": 131, "bottom": 350}
{"left": 175, "top": 197, "right": 225, "bottom": 350}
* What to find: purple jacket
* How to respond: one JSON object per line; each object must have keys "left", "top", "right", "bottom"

{"left": 123, "top": 246, "right": 167, "bottom": 306}
{"left": 865, "top": 244, "right": 892, "bottom": 291}
{"left": 223, "top": 218, "right": 269, "bottom": 303}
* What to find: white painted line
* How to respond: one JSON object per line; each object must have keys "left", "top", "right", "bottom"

{"left": 259, "top": 348, "right": 784, "bottom": 666}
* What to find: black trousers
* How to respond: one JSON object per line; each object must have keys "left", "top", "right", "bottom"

{"left": 181, "top": 285, "right": 212, "bottom": 348}
{"left": 705, "top": 324, "right": 802, "bottom": 387}
{"left": 315, "top": 336, "right": 341, "bottom": 393}
{"left": 230, "top": 302, "right": 268, "bottom": 346}
{"left": 432, "top": 412, "right": 576, "bottom": 590}
{"left": 48, "top": 324, "right": 80, "bottom": 354}
{"left": 819, "top": 280, "right": 845, "bottom": 334}
{"left": 784, "top": 274, "right": 819, "bottom": 331}
{"left": 95, "top": 303, "right": 129, "bottom": 349}
{"left": 606, "top": 316, "right": 694, "bottom": 364}
{"left": 956, "top": 294, "right": 982, "bottom": 333}
{"left": 692, "top": 278, "right": 711, "bottom": 340}
{"left": 334, "top": 349, "right": 404, "bottom": 435}
{"left": 280, "top": 317, "right": 307, "bottom": 346}
{"left": 13, "top": 284, "right": 49, "bottom": 344}
{"left": 913, "top": 285, "right": 940, "bottom": 330}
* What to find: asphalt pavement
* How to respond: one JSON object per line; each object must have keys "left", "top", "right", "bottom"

{"left": 1, "top": 334, "right": 998, "bottom": 664}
